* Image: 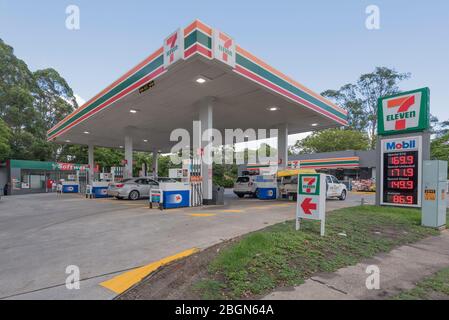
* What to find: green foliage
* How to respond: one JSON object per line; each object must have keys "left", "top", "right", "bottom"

{"left": 195, "top": 205, "right": 442, "bottom": 299}
{"left": 0, "top": 38, "right": 78, "bottom": 161}
{"left": 392, "top": 267, "right": 449, "bottom": 300}
{"left": 213, "top": 163, "right": 237, "bottom": 187}
{"left": 321, "top": 67, "right": 410, "bottom": 148}
{"left": 0, "top": 118, "right": 11, "bottom": 161}
{"left": 290, "top": 128, "right": 369, "bottom": 154}
{"left": 431, "top": 133, "right": 449, "bottom": 174}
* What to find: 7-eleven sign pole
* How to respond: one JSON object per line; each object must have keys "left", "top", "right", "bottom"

{"left": 296, "top": 173, "right": 326, "bottom": 236}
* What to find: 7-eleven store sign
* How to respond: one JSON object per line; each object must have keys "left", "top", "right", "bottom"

{"left": 212, "top": 29, "right": 235, "bottom": 68}
{"left": 296, "top": 173, "right": 326, "bottom": 236}
{"left": 378, "top": 88, "right": 430, "bottom": 135}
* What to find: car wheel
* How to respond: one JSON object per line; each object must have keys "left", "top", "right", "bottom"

{"left": 128, "top": 190, "right": 140, "bottom": 200}
{"left": 339, "top": 190, "right": 347, "bottom": 201}
{"left": 236, "top": 193, "right": 244, "bottom": 198}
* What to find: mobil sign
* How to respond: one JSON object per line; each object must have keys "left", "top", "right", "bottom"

{"left": 378, "top": 87, "right": 430, "bottom": 135}
{"left": 296, "top": 173, "right": 326, "bottom": 236}
{"left": 384, "top": 138, "right": 419, "bottom": 152}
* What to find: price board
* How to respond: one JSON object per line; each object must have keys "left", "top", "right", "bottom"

{"left": 380, "top": 136, "right": 422, "bottom": 207}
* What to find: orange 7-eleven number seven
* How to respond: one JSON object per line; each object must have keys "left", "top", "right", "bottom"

{"left": 219, "top": 33, "right": 232, "bottom": 62}
{"left": 166, "top": 33, "right": 178, "bottom": 63}
{"left": 387, "top": 95, "right": 415, "bottom": 130}
{"left": 304, "top": 177, "right": 316, "bottom": 193}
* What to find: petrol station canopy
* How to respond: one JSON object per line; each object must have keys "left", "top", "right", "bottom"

{"left": 47, "top": 20, "right": 348, "bottom": 152}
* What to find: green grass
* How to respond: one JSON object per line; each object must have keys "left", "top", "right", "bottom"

{"left": 193, "top": 205, "right": 445, "bottom": 299}
{"left": 392, "top": 267, "right": 449, "bottom": 300}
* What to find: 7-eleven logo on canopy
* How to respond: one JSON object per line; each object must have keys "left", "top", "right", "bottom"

{"left": 164, "top": 28, "right": 184, "bottom": 68}
{"left": 378, "top": 88, "right": 429, "bottom": 135}
{"left": 213, "top": 29, "right": 235, "bottom": 67}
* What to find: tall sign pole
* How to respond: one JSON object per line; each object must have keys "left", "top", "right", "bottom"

{"left": 375, "top": 88, "right": 431, "bottom": 207}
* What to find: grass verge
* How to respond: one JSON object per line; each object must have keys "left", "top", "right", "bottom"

{"left": 391, "top": 267, "right": 449, "bottom": 300}
{"left": 193, "top": 205, "right": 443, "bottom": 299}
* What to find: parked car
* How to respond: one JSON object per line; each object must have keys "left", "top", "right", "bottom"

{"left": 325, "top": 175, "right": 347, "bottom": 200}
{"left": 233, "top": 176, "right": 257, "bottom": 198}
{"left": 108, "top": 177, "right": 159, "bottom": 200}
{"left": 278, "top": 172, "right": 347, "bottom": 201}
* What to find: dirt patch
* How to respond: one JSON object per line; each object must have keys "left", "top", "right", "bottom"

{"left": 116, "top": 238, "right": 238, "bottom": 300}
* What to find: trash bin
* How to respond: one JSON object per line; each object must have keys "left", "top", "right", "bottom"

{"left": 212, "top": 185, "right": 225, "bottom": 205}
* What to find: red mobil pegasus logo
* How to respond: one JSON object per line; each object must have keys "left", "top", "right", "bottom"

{"left": 218, "top": 32, "right": 233, "bottom": 62}
{"left": 386, "top": 95, "right": 416, "bottom": 130}
{"left": 166, "top": 32, "right": 178, "bottom": 63}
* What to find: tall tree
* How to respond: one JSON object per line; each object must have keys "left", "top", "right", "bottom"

{"left": 0, "top": 38, "right": 77, "bottom": 161}
{"left": 322, "top": 67, "right": 410, "bottom": 148}
{"left": 0, "top": 118, "right": 11, "bottom": 161}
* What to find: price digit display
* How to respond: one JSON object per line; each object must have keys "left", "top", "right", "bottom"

{"left": 381, "top": 137, "right": 421, "bottom": 207}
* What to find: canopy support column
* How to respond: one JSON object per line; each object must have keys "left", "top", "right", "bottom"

{"left": 277, "top": 123, "right": 288, "bottom": 170}
{"left": 194, "top": 97, "right": 214, "bottom": 204}
{"left": 152, "top": 149, "right": 158, "bottom": 178}
{"left": 124, "top": 135, "right": 133, "bottom": 179}
{"left": 88, "top": 144, "right": 94, "bottom": 184}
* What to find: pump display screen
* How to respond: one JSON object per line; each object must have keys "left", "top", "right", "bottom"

{"left": 383, "top": 151, "right": 419, "bottom": 205}
{"left": 381, "top": 136, "right": 421, "bottom": 207}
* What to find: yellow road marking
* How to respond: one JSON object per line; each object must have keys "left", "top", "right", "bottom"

{"left": 100, "top": 248, "right": 199, "bottom": 294}
{"left": 189, "top": 213, "right": 217, "bottom": 217}
{"left": 221, "top": 209, "right": 243, "bottom": 213}
{"left": 351, "top": 191, "right": 374, "bottom": 195}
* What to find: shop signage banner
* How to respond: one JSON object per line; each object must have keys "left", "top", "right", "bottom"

{"left": 378, "top": 87, "right": 430, "bottom": 135}
{"left": 296, "top": 173, "right": 326, "bottom": 236}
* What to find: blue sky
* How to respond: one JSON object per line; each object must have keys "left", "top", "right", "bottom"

{"left": 1, "top": 0, "right": 448, "bottom": 125}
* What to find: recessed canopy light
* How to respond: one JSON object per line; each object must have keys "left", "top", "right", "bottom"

{"left": 129, "top": 109, "right": 138, "bottom": 114}
{"left": 83, "top": 131, "right": 90, "bottom": 134}
{"left": 119, "top": 146, "right": 123, "bottom": 148}
{"left": 196, "top": 77, "right": 207, "bottom": 84}
{"left": 65, "top": 140, "right": 71, "bottom": 143}
{"left": 267, "top": 106, "right": 280, "bottom": 111}
{"left": 143, "top": 139, "right": 148, "bottom": 142}
{"left": 311, "top": 123, "right": 319, "bottom": 127}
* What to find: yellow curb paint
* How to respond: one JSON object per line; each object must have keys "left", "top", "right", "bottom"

{"left": 189, "top": 213, "right": 217, "bottom": 217}
{"left": 100, "top": 248, "right": 199, "bottom": 294}
{"left": 221, "top": 209, "right": 243, "bottom": 213}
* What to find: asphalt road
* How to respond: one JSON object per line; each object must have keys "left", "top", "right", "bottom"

{"left": 0, "top": 190, "right": 373, "bottom": 299}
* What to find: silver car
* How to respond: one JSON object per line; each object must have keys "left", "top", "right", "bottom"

{"left": 108, "top": 177, "right": 159, "bottom": 200}
{"left": 107, "top": 177, "right": 177, "bottom": 200}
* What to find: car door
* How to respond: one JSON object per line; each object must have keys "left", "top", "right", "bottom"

{"left": 325, "top": 175, "right": 333, "bottom": 197}
{"left": 134, "top": 179, "right": 148, "bottom": 197}
{"left": 330, "top": 176, "right": 341, "bottom": 196}
{"left": 332, "top": 176, "right": 343, "bottom": 197}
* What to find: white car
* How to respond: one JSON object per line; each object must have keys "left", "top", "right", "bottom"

{"left": 279, "top": 174, "right": 347, "bottom": 201}
{"left": 233, "top": 176, "right": 257, "bottom": 198}
{"left": 325, "top": 175, "right": 347, "bottom": 200}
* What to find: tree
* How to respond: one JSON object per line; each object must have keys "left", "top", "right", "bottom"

{"left": 290, "top": 129, "right": 369, "bottom": 154}
{"left": 0, "top": 118, "right": 11, "bottom": 161}
{"left": 322, "top": 67, "right": 410, "bottom": 148}
{"left": 0, "top": 38, "right": 77, "bottom": 161}
{"left": 431, "top": 132, "right": 449, "bottom": 163}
